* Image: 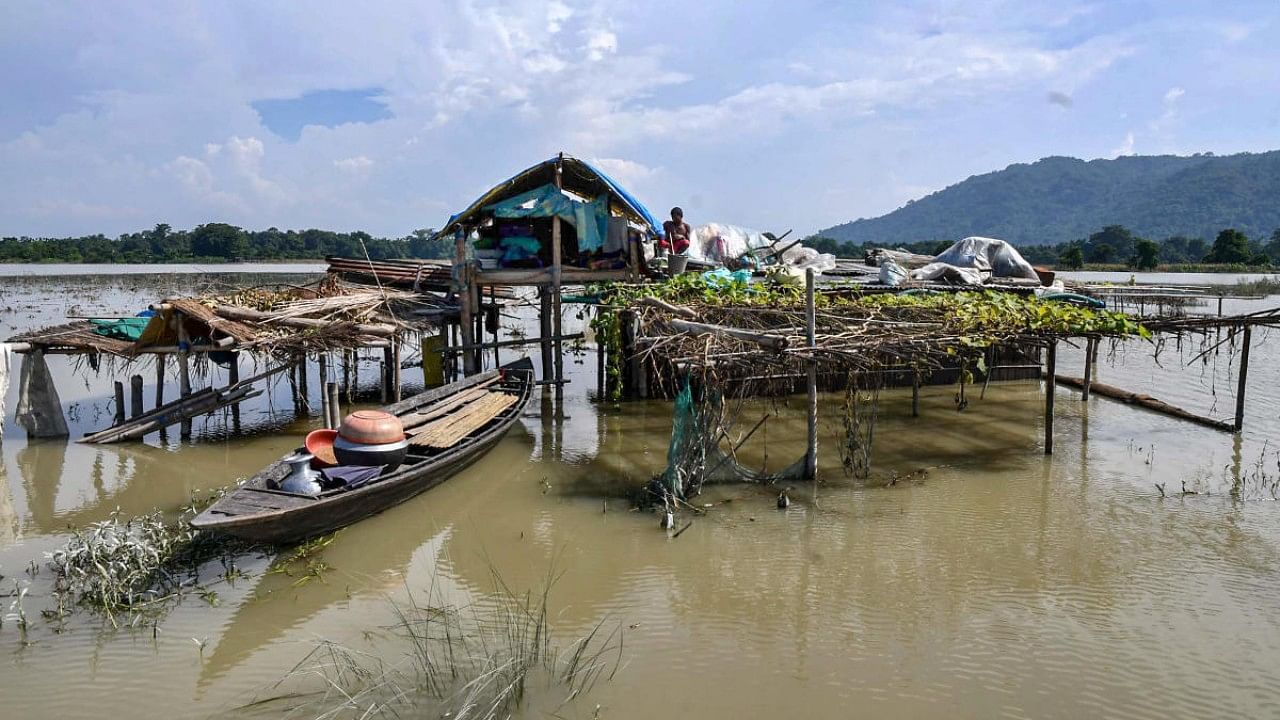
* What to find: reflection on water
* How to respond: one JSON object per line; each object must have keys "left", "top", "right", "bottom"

{"left": 0, "top": 270, "right": 1279, "bottom": 719}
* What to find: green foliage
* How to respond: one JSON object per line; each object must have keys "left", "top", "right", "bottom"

{"left": 1203, "top": 228, "right": 1253, "bottom": 264}
{"left": 817, "top": 151, "right": 1280, "bottom": 246}
{"left": 0, "top": 224, "right": 445, "bottom": 263}
{"left": 1132, "top": 239, "right": 1160, "bottom": 270}
{"left": 1058, "top": 245, "right": 1084, "bottom": 269}
{"left": 852, "top": 291, "right": 1150, "bottom": 341}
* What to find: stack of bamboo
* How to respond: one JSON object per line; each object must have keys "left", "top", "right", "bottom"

{"left": 325, "top": 256, "right": 516, "bottom": 297}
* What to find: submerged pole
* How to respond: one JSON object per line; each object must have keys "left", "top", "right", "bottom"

{"left": 318, "top": 352, "right": 330, "bottom": 425}
{"left": 328, "top": 381, "right": 342, "bottom": 428}
{"left": 297, "top": 354, "right": 310, "bottom": 414}
{"left": 804, "top": 268, "right": 818, "bottom": 480}
{"left": 392, "top": 338, "right": 402, "bottom": 402}
{"left": 911, "top": 371, "right": 920, "bottom": 417}
{"left": 1234, "top": 325, "right": 1252, "bottom": 433}
{"left": 1044, "top": 341, "right": 1057, "bottom": 455}
{"left": 114, "top": 381, "right": 126, "bottom": 424}
{"left": 456, "top": 232, "right": 477, "bottom": 376}
{"left": 154, "top": 354, "right": 166, "bottom": 409}
{"left": 552, "top": 152, "right": 565, "bottom": 397}
{"left": 539, "top": 286, "right": 553, "bottom": 385}
{"left": 227, "top": 354, "right": 241, "bottom": 430}
{"left": 130, "top": 374, "right": 144, "bottom": 418}
{"left": 1081, "top": 337, "right": 1094, "bottom": 402}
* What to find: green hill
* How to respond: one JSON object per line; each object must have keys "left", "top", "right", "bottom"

{"left": 819, "top": 151, "right": 1280, "bottom": 245}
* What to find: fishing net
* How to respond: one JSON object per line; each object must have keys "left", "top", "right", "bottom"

{"left": 659, "top": 377, "right": 803, "bottom": 500}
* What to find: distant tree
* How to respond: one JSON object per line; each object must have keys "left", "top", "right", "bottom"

{"left": 1088, "top": 242, "right": 1115, "bottom": 264}
{"left": 190, "top": 223, "right": 249, "bottom": 259}
{"left": 1084, "top": 225, "right": 1135, "bottom": 263}
{"left": 1057, "top": 245, "right": 1084, "bottom": 269}
{"left": 1264, "top": 228, "right": 1280, "bottom": 263}
{"left": 1132, "top": 239, "right": 1160, "bottom": 270}
{"left": 1203, "top": 228, "right": 1253, "bottom": 264}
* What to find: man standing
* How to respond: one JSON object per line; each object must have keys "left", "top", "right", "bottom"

{"left": 659, "top": 207, "right": 691, "bottom": 256}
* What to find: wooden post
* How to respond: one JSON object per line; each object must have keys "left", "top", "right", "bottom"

{"left": 552, "top": 153, "right": 565, "bottom": 396}
{"left": 490, "top": 286, "right": 501, "bottom": 368}
{"left": 176, "top": 314, "right": 193, "bottom": 439}
{"left": 318, "top": 352, "right": 330, "bottom": 425}
{"left": 378, "top": 360, "right": 388, "bottom": 403}
{"left": 456, "top": 232, "right": 477, "bottom": 375}
{"left": 1234, "top": 325, "right": 1252, "bottom": 432}
{"left": 154, "top": 355, "right": 166, "bottom": 409}
{"left": 392, "top": 339, "right": 402, "bottom": 402}
{"left": 1081, "top": 337, "right": 1094, "bottom": 402}
{"left": 342, "top": 350, "right": 353, "bottom": 403}
{"left": 114, "top": 381, "right": 126, "bottom": 424}
{"left": 129, "top": 375, "right": 144, "bottom": 418}
{"left": 329, "top": 382, "right": 341, "bottom": 427}
{"left": 804, "top": 268, "right": 818, "bottom": 480}
{"left": 1044, "top": 341, "right": 1057, "bottom": 455}
{"left": 911, "top": 372, "right": 920, "bottom": 417}
{"left": 228, "top": 354, "right": 241, "bottom": 430}
{"left": 381, "top": 346, "right": 393, "bottom": 401}
{"left": 297, "top": 354, "right": 309, "bottom": 414}
{"left": 596, "top": 309, "right": 606, "bottom": 401}
{"left": 539, "top": 286, "right": 554, "bottom": 384}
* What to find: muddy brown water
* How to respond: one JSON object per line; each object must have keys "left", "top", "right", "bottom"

{"left": 1, "top": 269, "right": 1279, "bottom": 719}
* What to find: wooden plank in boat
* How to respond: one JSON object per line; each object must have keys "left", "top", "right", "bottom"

{"left": 410, "top": 392, "right": 518, "bottom": 449}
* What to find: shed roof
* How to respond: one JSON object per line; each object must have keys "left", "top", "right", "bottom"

{"left": 434, "top": 154, "right": 664, "bottom": 240}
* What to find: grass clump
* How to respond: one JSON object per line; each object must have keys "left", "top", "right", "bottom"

{"left": 45, "top": 494, "right": 259, "bottom": 625}
{"left": 243, "top": 567, "right": 624, "bottom": 719}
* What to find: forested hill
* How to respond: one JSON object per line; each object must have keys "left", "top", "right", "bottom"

{"left": 819, "top": 151, "right": 1280, "bottom": 245}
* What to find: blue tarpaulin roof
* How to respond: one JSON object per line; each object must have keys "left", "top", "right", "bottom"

{"left": 434, "top": 154, "right": 664, "bottom": 241}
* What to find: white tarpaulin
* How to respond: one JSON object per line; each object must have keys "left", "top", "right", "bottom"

{"left": 910, "top": 236, "right": 1039, "bottom": 283}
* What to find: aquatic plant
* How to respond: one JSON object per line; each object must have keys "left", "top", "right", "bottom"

{"left": 243, "top": 568, "right": 624, "bottom": 719}
{"left": 44, "top": 493, "right": 260, "bottom": 625}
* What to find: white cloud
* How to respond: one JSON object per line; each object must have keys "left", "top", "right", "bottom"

{"left": 586, "top": 30, "right": 617, "bottom": 61}
{"left": 334, "top": 155, "right": 374, "bottom": 172}
{"left": 1113, "top": 131, "right": 1136, "bottom": 157}
{"left": 1164, "top": 86, "right": 1185, "bottom": 104}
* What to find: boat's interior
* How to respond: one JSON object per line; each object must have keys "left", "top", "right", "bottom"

{"left": 243, "top": 367, "right": 531, "bottom": 501}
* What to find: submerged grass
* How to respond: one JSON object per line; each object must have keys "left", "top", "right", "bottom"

{"left": 241, "top": 566, "right": 624, "bottom": 720}
{"left": 44, "top": 492, "right": 261, "bottom": 626}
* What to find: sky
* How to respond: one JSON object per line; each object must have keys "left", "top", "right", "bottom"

{"left": 2, "top": 0, "right": 1279, "bottom": 239}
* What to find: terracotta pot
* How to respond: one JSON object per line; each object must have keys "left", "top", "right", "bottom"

{"left": 305, "top": 428, "right": 339, "bottom": 467}
{"left": 339, "top": 410, "right": 405, "bottom": 445}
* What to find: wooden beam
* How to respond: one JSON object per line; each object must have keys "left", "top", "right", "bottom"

{"left": 130, "top": 375, "right": 144, "bottom": 418}
{"left": 1081, "top": 337, "right": 1094, "bottom": 402}
{"left": 1056, "top": 375, "right": 1235, "bottom": 433}
{"left": 212, "top": 305, "right": 397, "bottom": 337}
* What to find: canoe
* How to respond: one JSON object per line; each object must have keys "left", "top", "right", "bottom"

{"left": 191, "top": 358, "right": 535, "bottom": 544}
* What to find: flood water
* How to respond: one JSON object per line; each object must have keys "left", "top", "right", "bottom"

{"left": 2, "top": 269, "right": 1279, "bottom": 719}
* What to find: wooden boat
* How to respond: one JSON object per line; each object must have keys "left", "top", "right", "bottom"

{"left": 191, "top": 359, "right": 535, "bottom": 544}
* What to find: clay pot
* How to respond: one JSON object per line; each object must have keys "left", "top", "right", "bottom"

{"left": 333, "top": 436, "right": 408, "bottom": 470}
{"left": 305, "top": 429, "right": 339, "bottom": 467}
{"left": 339, "top": 410, "right": 405, "bottom": 445}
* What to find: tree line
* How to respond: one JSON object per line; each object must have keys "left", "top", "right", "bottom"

{"left": 805, "top": 225, "right": 1280, "bottom": 270}
{"left": 0, "top": 223, "right": 452, "bottom": 263}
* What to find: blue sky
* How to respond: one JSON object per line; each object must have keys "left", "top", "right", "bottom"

{"left": 2, "top": 0, "right": 1278, "bottom": 238}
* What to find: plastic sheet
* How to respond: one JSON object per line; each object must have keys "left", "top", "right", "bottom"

{"left": 924, "top": 236, "right": 1039, "bottom": 281}
{"left": 879, "top": 260, "right": 909, "bottom": 286}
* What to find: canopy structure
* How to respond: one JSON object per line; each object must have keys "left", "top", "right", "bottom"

{"left": 434, "top": 154, "right": 664, "bottom": 240}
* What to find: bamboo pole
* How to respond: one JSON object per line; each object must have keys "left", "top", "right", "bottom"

{"left": 1044, "top": 342, "right": 1056, "bottom": 455}
{"left": 456, "top": 232, "right": 477, "bottom": 375}
{"left": 342, "top": 349, "right": 353, "bottom": 403}
{"left": 490, "top": 286, "right": 500, "bottom": 368}
{"left": 176, "top": 314, "right": 193, "bottom": 439}
{"left": 911, "top": 372, "right": 920, "bottom": 417}
{"left": 297, "top": 354, "right": 309, "bottom": 414}
{"left": 228, "top": 355, "right": 240, "bottom": 430}
{"left": 328, "top": 381, "right": 342, "bottom": 428}
{"left": 1056, "top": 375, "right": 1235, "bottom": 432}
{"left": 552, "top": 152, "right": 565, "bottom": 396}
{"left": 804, "top": 268, "right": 818, "bottom": 480}
{"left": 1081, "top": 337, "right": 1094, "bottom": 402}
{"left": 392, "top": 339, "right": 402, "bottom": 402}
{"left": 211, "top": 305, "right": 396, "bottom": 336}
{"left": 318, "top": 353, "right": 330, "bottom": 427}
{"left": 1235, "top": 325, "right": 1251, "bottom": 432}
{"left": 539, "top": 286, "right": 553, "bottom": 384}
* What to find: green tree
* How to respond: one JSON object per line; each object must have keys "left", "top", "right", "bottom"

{"left": 190, "top": 223, "right": 249, "bottom": 259}
{"left": 1057, "top": 245, "right": 1084, "bottom": 269}
{"left": 1203, "top": 228, "right": 1253, "bottom": 264}
{"left": 1131, "top": 239, "right": 1160, "bottom": 270}
{"left": 1084, "top": 225, "right": 1135, "bottom": 263}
